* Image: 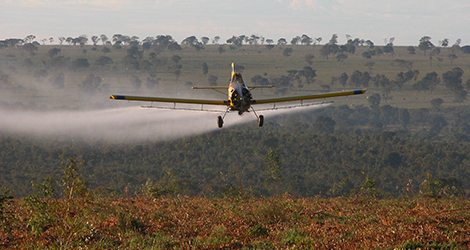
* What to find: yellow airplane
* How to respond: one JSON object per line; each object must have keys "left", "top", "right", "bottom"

{"left": 110, "top": 63, "right": 366, "bottom": 128}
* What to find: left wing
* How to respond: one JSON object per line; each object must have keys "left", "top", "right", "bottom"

{"left": 109, "top": 95, "right": 229, "bottom": 106}
{"left": 251, "top": 89, "right": 366, "bottom": 105}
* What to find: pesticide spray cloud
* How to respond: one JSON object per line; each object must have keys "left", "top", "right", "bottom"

{"left": 0, "top": 103, "right": 331, "bottom": 142}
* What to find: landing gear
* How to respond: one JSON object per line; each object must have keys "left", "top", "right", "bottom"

{"left": 250, "top": 106, "right": 264, "bottom": 127}
{"left": 217, "top": 107, "right": 230, "bottom": 128}
{"left": 217, "top": 116, "right": 224, "bottom": 128}
{"left": 258, "top": 115, "right": 264, "bottom": 127}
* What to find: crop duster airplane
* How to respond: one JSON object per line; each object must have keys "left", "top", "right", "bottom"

{"left": 110, "top": 63, "right": 366, "bottom": 128}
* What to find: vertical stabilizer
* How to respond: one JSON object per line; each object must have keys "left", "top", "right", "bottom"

{"left": 231, "top": 63, "right": 235, "bottom": 79}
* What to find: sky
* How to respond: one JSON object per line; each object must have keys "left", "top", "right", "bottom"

{"left": 1, "top": 0, "right": 470, "bottom": 46}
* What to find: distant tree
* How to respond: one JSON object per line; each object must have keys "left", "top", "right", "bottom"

{"left": 440, "top": 38, "right": 449, "bottom": 47}
{"left": 277, "top": 38, "right": 287, "bottom": 45}
{"left": 22, "top": 43, "right": 38, "bottom": 56}
{"left": 350, "top": 70, "right": 363, "bottom": 87}
{"left": 430, "top": 98, "right": 444, "bottom": 109}
{"left": 91, "top": 36, "right": 100, "bottom": 46}
{"left": 173, "top": 69, "right": 181, "bottom": 81}
{"left": 58, "top": 37, "right": 65, "bottom": 45}
{"left": 101, "top": 47, "right": 111, "bottom": 54}
{"left": 192, "top": 42, "right": 205, "bottom": 52}
{"left": 142, "top": 42, "right": 151, "bottom": 50}
{"left": 362, "top": 51, "right": 372, "bottom": 59}
{"left": 100, "top": 34, "right": 108, "bottom": 45}
{"left": 442, "top": 67, "right": 467, "bottom": 102}
{"left": 266, "top": 39, "right": 274, "bottom": 45}
{"left": 393, "top": 59, "right": 413, "bottom": 70}
{"left": 407, "top": 46, "right": 416, "bottom": 55}
{"left": 78, "top": 73, "right": 102, "bottom": 95}
{"left": 201, "top": 37, "right": 210, "bottom": 45}
{"left": 182, "top": 36, "right": 198, "bottom": 46}
{"left": 248, "top": 34, "right": 261, "bottom": 45}
{"left": 234, "top": 64, "right": 245, "bottom": 72}
{"left": 336, "top": 53, "right": 348, "bottom": 63}
{"left": 282, "top": 48, "right": 293, "bottom": 57}
{"left": 251, "top": 75, "right": 270, "bottom": 86}
{"left": 24, "top": 35, "right": 36, "bottom": 43}
{"left": 208, "top": 75, "right": 218, "bottom": 86}
{"left": 314, "top": 37, "right": 322, "bottom": 45}
{"left": 365, "top": 40, "right": 374, "bottom": 48}
{"left": 171, "top": 55, "right": 182, "bottom": 64}
{"left": 266, "top": 45, "right": 274, "bottom": 50}
{"left": 413, "top": 72, "right": 439, "bottom": 92}
{"left": 202, "top": 62, "right": 209, "bottom": 76}
{"left": 373, "top": 47, "right": 383, "bottom": 56}
{"left": 130, "top": 36, "right": 140, "bottom": 43}
{"left": 371, "top": 74, "right": 390, "bottom": 89}
{"left": 66, "top": 37, "right": 73, "bottom": 45}
{"left": 305, "top": 53, "right": 315, "bottom": 66}
{"left": 167, "top": 42, "right": 182, "bottom": 52}
{"left": 298, "top": 66, "right": 316, "bottom": 85}
{"left": 320, "top": 43, "right": 338, "bottom": 59}
{"left": 69, "top": 58, "right": 90, "bottom": 71}
{"left": 94, "top": 56, "right": 113, "bottom": 67}
{"left": 447, "top": 53, "right": 457, "bottom": 66}
{"left": 212, "top": 36, "right": 220, "bottom": 44}
{"left": 418, "top": 36, "right": 434, "bottom": 55}
{"left": 329, "top": 34, "right": 338, "bottom": 45}
{"left": 77, "top": 35, "right": 88, "bottom": 47}
{"left": 47, "top": 48, "right": 61, "bottom": 58}
{"left": 383, "top": 44, "right": 394, "bottom": 54}
{"left": 226, "top": 36, "right": 243, "bottom": 47}
{"left": 339, "top": 73, "right": 348, "bottom": 87}
{"left": 367, "top": 93, "right": 381, "bottom": 108}
{"left": 291, "top": 36, "right": 301, "bottom": 45}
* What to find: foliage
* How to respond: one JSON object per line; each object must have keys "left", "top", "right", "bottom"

{"left": 2, "top": 195, "right": 470, "bottom": 249}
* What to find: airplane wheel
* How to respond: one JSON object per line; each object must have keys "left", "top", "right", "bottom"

{"left": 258, "top": 115, "right": 264, "bottom": 127}
{"left": 217, "top": 116, "right": 224, "bottom": 128}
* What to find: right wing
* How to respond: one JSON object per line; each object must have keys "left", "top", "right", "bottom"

{"left": 251, "top": 89, "right": 366, "bottom": 105}
{"left": 109, "top": 95, "right": 229, "bottom": 106}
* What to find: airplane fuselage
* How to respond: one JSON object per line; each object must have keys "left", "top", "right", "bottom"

{"left": 228, "top": 72, "right": 253, "bottom": 115}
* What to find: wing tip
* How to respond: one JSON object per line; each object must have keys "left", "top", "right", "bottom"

{"left": 110, "top": 95, "right": 125, "bottom": 100}
{"left": 354, "top": 89, "right": 367, "bottom": 95}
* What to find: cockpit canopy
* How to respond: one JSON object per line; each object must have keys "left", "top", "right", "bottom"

{"left": 232, "top": 73, "right": 244, "bottom": 84}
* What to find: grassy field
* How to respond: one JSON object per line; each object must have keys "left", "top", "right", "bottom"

{"left": 1, "top": 44, "right": 470, "bottom": 109}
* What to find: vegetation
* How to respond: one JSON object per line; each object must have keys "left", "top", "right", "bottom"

{"left": 1, "top": 194, "right": 470, "bottom": 249}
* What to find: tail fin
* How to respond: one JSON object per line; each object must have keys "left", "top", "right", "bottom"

{"left": 231, "top": 62, "right": 235, "bottom": 79}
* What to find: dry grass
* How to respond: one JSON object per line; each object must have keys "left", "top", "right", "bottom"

{"left": 1, "top": 195, "right": 469, "bottom": 249}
